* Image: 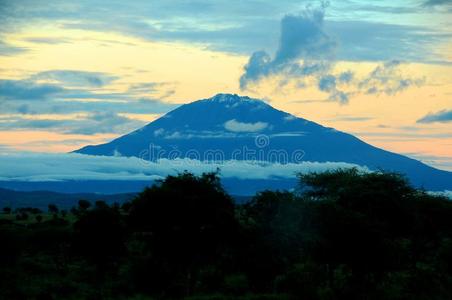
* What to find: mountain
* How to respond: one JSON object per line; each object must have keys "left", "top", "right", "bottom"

{"left": 75, "top": 93, "right": 452, "bottom": 191}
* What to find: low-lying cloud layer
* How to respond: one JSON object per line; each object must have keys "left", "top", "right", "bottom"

{"left": 428, "top": 190, "right": 452, "bottom": 199}
{"left": 0, "top": 152, "right": 369, "bottom": 182}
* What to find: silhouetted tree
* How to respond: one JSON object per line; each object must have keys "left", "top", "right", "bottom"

{"left": 95, "top": 200, "right": 108, "bottom": 210}
{"left": 73, "top": 204, "right": 125, "bottom": 276}
{"left": 15, "top": 212, "right": 28, "bottom": 221}
{"left": 1, "top": 170, "right": 451, "bottom": 299}
{"left": 78, "top": 199, "right": 91, "bottom": 210}
{"left": 48, "top": 204, "right": 59, "bottom": 214}
{"left": 121, "top": 201, "right": 132, "bottom": 212}
{"left": 128, "top": 171, "right": 238, "bottom": 296}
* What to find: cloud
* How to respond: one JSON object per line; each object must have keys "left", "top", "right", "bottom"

{"left": 0, "top": 72, "right": 178, "bottom": 116}
{"left": 417, "top": 109, "right": 452, "bottom": 123}
{"left": 68, "top": 111, "right": 145, "bottom": 135}
{"left": 23, "top": 37, "right": 70, "bottom": 44}
{"left": 0, "top": 0, "right": 450, "bottom": 63}
{"left": 24, "top": 37, "right": 70, "bottom": 45}
{"left": 314, "top": 60, "right": 423, "bottom": 103}
{"left": 0, "top": 40, "right": 28, "bottom": 56}
{"left": 338, "top": 71, "right": 354, "bottom": 83}
{"left": 224, "top": 119, "right": 268, "bottom": 132}
{"left": 239, "top": 6, "right": 335, "bottom": 90}
{"left": 127, "top": 82, "right": 176, "bottom": 99}
{"left": 428, "top": 190, "right": 452, "bottom": 199}
{"left": 318, "top": 74, "right": 350, "bottom": 104}
{"left": 404, "top": 152, "right": 452, "bottom": 172}
{"left": 0, "top": 79, "right": 64, "bottom": 100}
{"left": 423, "top": 0, "right": 452, "bottom": 6}
{"left": 324, "top": 21, "right": 451, "bottom": 63}
{"left": 30, "top": 70, "right": 118, "bottom": 88}
{"left": 357, "top": 60, "right": 425, "bottom": 96}
{"left": 0, "top": 112, "right": 146, "bottom": 135}
{"left": 0, "top": 97, "right": 176, "bottom": 116}
{"left": 329, "top": 115, "right": 374, "bottom": 122}
{"left": 0, "top": 76, "right": 113, "bottom": 101}
{"left": 0, "top": 152, "right": 369, "bottom": 182}
{"left": 239, "top": 7, "right": 424, "bottom": 104}
{"left": 274, "top": 10, "right": 334, "bottom": 62}
{"left": 0, "top": 70, "right": 177, "bottom": 134}
{"left": 318, "top": 75, "right": 336, "bottom": 92}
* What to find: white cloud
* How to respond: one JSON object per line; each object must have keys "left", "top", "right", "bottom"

{"left": 428, "top": 190, "right": 452, "bottom": 199}
{"left": 224, "top": 119, "right": 268, "bottom": 132}
{"left": 153, "top": 128, "right": 165, "bottom": 136}
{"left": 284, "top": 114, "right": 296, "bottom": 121}
{"left": 0, "top": 152, "right": 369, "bottom": 182}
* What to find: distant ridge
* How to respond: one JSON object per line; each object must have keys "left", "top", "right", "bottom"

{"left": 0, "top": 187, "right": 135, "bottom": 210}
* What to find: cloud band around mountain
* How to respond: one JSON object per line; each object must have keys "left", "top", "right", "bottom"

{"left": 0, "top": 152, "right": 369, "bottom": 182}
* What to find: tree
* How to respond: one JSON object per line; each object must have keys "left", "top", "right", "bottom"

{"left": 48, "top": 204, "right": 59, "bottom": 214}
{"left": 2, "top": 207, "right": 11, "bottom": 214}
{"left": 78, "top": 199, "right": 91, "bottom": 210}
{"left": 16, "top": 212, "right": 28, "bottom": 221}
{"left": 95, "top": 200, "right": 108, "bottom": 210}
{"left": 128, "top": 171, "right": 238, "bottom": 296}
{"left": 239, "top": 190, "right": 307, "bottom": 290}
{"left": 73, "top": 204, "right": 125, "bottom": 274}
{"left": 296, "top": 169, "right": 452, "bottom": 298}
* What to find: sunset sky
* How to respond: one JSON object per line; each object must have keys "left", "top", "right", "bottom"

{"left": 0, "top": 0, "right": 451, "bottom": 170}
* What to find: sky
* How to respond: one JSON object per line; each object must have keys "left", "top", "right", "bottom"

{"left": 0, "top": 0, "right": 451, "bottom": 170}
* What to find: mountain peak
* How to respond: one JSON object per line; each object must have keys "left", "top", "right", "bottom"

{"left": 205, "top": 93, "right": 263, "bottom": 104}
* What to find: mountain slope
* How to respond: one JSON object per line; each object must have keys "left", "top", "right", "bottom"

{"left": 75, "top": 93, "right": 452, "bottom": 191}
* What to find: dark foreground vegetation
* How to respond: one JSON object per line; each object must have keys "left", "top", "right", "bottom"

{"left": 1, "top": 169, "right": 452, "bottom": 300}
